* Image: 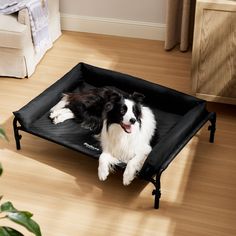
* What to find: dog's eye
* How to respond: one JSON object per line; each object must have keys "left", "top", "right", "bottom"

{"left": 120, "top": 105, "right": 127, "bottom": 115}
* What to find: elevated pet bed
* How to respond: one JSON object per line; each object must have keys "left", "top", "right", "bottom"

{"left": 13, "top": 62, "right": 216, "bottom": 209}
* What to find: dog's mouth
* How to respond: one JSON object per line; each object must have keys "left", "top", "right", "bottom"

{"left": 120, "top": 122, "right": 132, "bottom": 133}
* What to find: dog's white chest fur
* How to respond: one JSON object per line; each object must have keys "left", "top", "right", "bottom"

{"left": 101, "top": 122, "right": 139, "bottom": 163}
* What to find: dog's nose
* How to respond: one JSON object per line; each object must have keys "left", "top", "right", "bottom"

{"left": 130, "top": 118, "right": 136, "bottom": 124}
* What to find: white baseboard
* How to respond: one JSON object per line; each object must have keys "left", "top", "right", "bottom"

{"left": 60, "top": 14, "right": 166, "bottom": 41}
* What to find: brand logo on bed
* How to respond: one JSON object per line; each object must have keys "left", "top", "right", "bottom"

{"left": 83, "top": 142, "right": 100, "bottom": 151}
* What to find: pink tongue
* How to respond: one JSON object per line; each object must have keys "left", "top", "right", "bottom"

{"left": 122, "top": 124, "right": 132, "bottom": 133}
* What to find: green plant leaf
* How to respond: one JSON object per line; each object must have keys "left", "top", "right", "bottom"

{"left": 7, "top": 212, "right": 41, "bottom": 236}
{"left": 1, "top": 202, "right": 33, "bottom": 218}
{"left": 0, "top": 202, "right": 41, "bottom": 236}
{"left": 1, "top": 202, "right": 18, "bottom": 212}
{"left": 0, "top": 127, "right": 8, "bottom": 141}
{"left": 0, "top": 226, "right": 24, "bottom": 236}
{"left": 0, "top": 162, "right": 2, "bottom": 176}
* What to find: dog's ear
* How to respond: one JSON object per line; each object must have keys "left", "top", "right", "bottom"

{"left": 104, "top": 92, "right": 122, "bottom": 112}
{"left": 131, "top": 92, "right": 145, "bottom": 103}
{"left": 104, "top": 102, "right": 114, "bottom": 112}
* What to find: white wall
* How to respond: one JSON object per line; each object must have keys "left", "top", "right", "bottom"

{"left": 59, "top": 0, "right": 167, "bottom": 40}
{"left": 59, "top": 0, "right": 166, "bottom": 23}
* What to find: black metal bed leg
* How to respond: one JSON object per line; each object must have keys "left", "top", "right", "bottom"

{"left": 208, "top": 112, "right": 216, "bottom": 143}
{"left": 13, "top": 117, "right": 22, "bottom": 150}
{"left": 151, "top": 174, "right": 161, "bottom": 209}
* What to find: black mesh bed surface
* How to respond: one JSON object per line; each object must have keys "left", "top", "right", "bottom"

{"left": 13, "top": 62, "right": 216, "bottom": 209}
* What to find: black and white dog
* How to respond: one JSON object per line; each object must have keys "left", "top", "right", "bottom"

{"left": 49, "top": 87, "right": 156, "bottom": 185}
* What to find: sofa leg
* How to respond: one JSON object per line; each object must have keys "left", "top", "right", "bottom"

{"left": 208, "top": 112, "right": 216, "bottom": 143}
{"left": 151, "top": 174, "right": 161, "bottom": 209}
{"left": 13, "top": 117, "right": 22, "bottom": 150}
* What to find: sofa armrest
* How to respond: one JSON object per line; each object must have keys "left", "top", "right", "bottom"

{"left": 17, "top": 0, "right": 61, "bottom": 42}
{"left": 18, "top": 0, "right": 60, "bottom": 25}
{"left": 18, "top": 8, "right": 30, "bottom": 26}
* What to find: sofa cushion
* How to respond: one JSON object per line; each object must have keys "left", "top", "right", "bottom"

{"left": 0, "top": 13, "right": 28, "bottom": 49}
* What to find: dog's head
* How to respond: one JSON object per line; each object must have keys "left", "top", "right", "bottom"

{"left": 104, "top": 92, "right": 145, "bottom": 133}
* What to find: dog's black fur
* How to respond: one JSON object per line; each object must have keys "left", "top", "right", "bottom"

{"left": 65, "top": 87, "right": 123, "bottom": 133}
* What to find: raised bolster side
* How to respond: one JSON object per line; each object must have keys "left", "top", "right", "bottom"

{"left": 139, "top": 102, "right": 208, "bottom": 180}
{"left": 82, "top": 63, "right": 205, "bottom": 115}
{"left": 13, "top": 63, "right": 85, "bottom": 129}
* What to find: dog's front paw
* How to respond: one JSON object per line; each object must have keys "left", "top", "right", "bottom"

{"left": 123, "top": 166, "right": 136, "bottom": 186}
{"left": 123, "top": 173, "right": 134, "bottom": 186}
{"left": 123, "top": 159, "right": 142, "bottom": 186}
{"left": 98, "top": 165, "right": 109, "bottom": 181}
{"left": 98, "top": 153, "right": 119, "bottom": 182}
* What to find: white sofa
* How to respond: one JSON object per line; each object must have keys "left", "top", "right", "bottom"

{"left": 0, "top": 0, "right": 61, "bottom": 78}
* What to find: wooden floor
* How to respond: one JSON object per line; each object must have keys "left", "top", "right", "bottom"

{"left": 0, "top": 31, "right": 236, "bottom": 236}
